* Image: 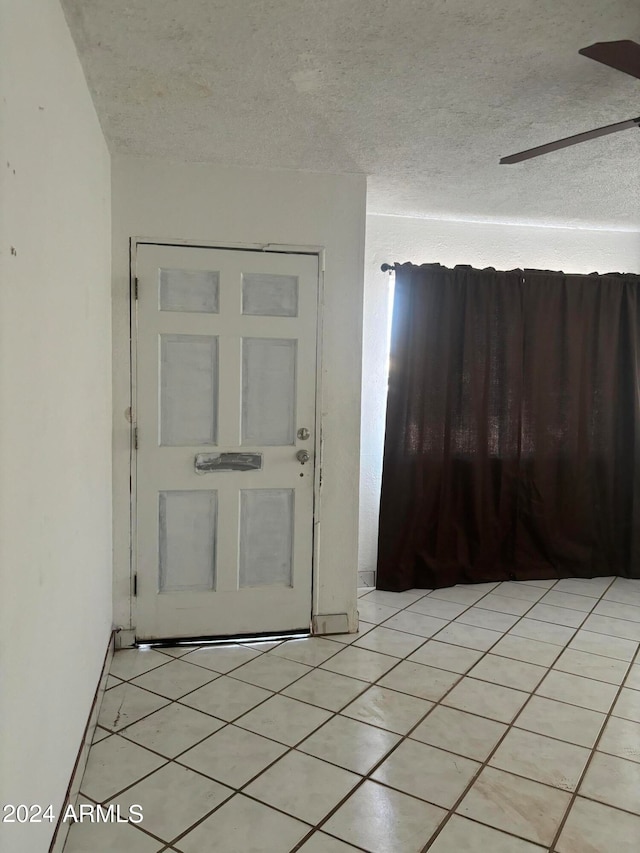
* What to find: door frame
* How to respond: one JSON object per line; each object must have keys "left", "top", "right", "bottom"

{"left": 127, "top": 237, "right": 326, "bottom": 642}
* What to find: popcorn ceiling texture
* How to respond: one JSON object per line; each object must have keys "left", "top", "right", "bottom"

{"left": 62, "top": 0, "right": 640, "bottom": 228}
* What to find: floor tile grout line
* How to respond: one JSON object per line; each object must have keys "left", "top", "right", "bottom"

{"left": 486, "top": 589, "right": 600, "bottom": 606}
{"left": 107, "top": 672, "right": 219, "bottom": 703}
{"left": 87, "top": 637, "right": 428, "bottom": 840}
{"left": 413, "top": 573, "right": 619, "bottom": 850}
{"left": 79, "top": 756, "right": 172, "bottom": 812}
{"left": 574, "top": 625, "right": 640, "bottom": 645}
{"left": 175, "top": 658, "right": 622, "bottom": 770}
{"left": 504, "top": 631, "right": 640, "bottom": 664}
{"left": 114, "top": 652, "right": 258, "bottom": 686}
{"left": 415, "top": 623, "right": 583, "bottom": 849}
{"left": 343, "top": 585, "right": 611, "bottom": 853}
{"left": 568, "top": 624, "right": 640, "bottom": 650}
{"left": 428, "top": 812, "right": 552, "bottom": 852}
{"left": 456, "top": 606, "right": 591, "bottom": 633}
{"left": 150, "top": 785, "right": 237, "bottom": 850}
{"left": 99, "top": 645, "right": 403, "bottom": 751}
{"left": 98, "top": 633, "right": 633, "bottom": 841}
{"left": 97, "top": 581, "right": 633, "bottom": 772}
{"left": 75, "top": 774, "right": 376, "bottom": 853}
{"left": 84, "top": 644, "right": 313, "bottom": 804}
{"left": 81, "top": 728, "right": 590, "bottom": 838}
{"left": 131, "top": 651, "right": 250, "bottom": 680}
{"left": 464, "top": 582, "right": 634, "bottom": 619}
{"left": 307, "top": 622, "right": 551, "bottom": 852}
{"left": 166, "top": 751, "right": 337, "bottom": 851}
{"left": 82, "top": 742, "right": 316, "bottom": 851}
{"left": 546, "top": 637, "right": 640, "bottom": 852}
{"left": 127, "top": 671, "right": 223, "bottom": 702}
{"left": 84, "top": 575, "right": 635, "bottom": 852}
{"left": 472, "top": 657, "right": 633, "bottom": 691}
{"left": 167, "top": 658, "right": 433, "bottom": 853}
{"left": 560, "top": 789, "right": 640, "bottom": 821}
{"left": 571, "top": 607, "right": 640, "bottom": 627}
{"left": 373, "top": 579, "right": 558, "bottom": 640}
{"left": 241, "top": 582, "right": 578, "bottom": 848}
{"left": 358, "top": 585, "right": 529, "bottom": 646}
{"left": 98, "top": 608, "right": 635, "bottom": 756}
{"left": 91, "top": 648, "right": 336, "bottom": 804}
{"left": 365, "top": 578, "right": 621, "bottom": 606}
{"left": 165, "top": 788, "right": 316, "bottom": 852}
{"left": 95, "top": 657, "right": 610, "bottom": 843}
{"left": 599, "top": 597, "right": 640, "bottom": 609}
{"left": 72, "top": 788, "right": 193, "bottom": 849}
{"left": 109, "top": 652, "right": 185, "bottom": 681}
{"left": 478, "top": 598, "right": 599, "bottom": 620}
{"left": 148, "top": 617, "right": 462, "bottom": 849}
{"left": 349, "top": 581, "right": 634, "bottom": 655}
{"left": 283, "top": 728, "right": 442, "bottom": 848}
{"left": 219, "top": 587, "right": 538, "bottom": 758}
{"left": 81, "top": 750, "right": 273, "bottom": 850}
{"left": 98, "top": 639, "right": 335, "bottom": 736}
{"left": 108, "top": 642, "right": 383, "bottom": 724}
{"left": 293, "top": 826, "right": 372, "bottom": 853}
{"left": 544, "top": 660, "right": 633, "bottom": 688}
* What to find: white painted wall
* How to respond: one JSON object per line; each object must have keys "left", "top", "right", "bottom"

{"left": 112, "top": 158, "right": 366, "bottom": 633}
{"left": 0, "top": 2, "right": 112, "bottom": 850}
{"left": 359, "top": 214, "right": 640, "bottom": 582}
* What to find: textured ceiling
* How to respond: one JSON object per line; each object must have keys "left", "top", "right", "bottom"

{"left": 61, "top": 0, "right": 640, "bottom": 229}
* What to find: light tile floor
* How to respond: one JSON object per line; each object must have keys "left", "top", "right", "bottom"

{"left": 65, "top": 576, "right": 640, "bottom": 852}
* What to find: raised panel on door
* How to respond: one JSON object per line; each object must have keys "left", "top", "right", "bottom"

{"left": 242, "top": 337, "right": 297, "bottom": 446}
{"left": 239, "top": 489, "right": 295, "bottom": 588}
{"left": 159, "top": 490, "right": 218, "bottom": 592}
{"left": 159, "top": 334, "right": 219, "bottom": 446}
{"left": 134, "top": 244, "right": 318, "bottom": 640}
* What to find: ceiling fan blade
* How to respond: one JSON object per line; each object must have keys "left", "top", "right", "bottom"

{"left": 500, "top": 116, "right": 640, "bottom": 164}
{"left": 579, "top": 40, "right": 640, "bottom": 80}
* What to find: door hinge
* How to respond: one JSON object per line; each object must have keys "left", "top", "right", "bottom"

{"left": 134, "top": 277, "right": 139, "bottom": 300}
{"left": 133, "top": 574, "right": 138, "bottom": 596}
{"left": 133, "top": 426, "right": 138, "bottom": 449}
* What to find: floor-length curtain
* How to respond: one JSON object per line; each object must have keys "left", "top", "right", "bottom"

{"left": 376, "top": 263, "right": 640, "bottom": 591}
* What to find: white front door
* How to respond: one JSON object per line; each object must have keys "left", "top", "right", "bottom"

{"left": 134, "top": 244, "right": 319, "bottom": 640}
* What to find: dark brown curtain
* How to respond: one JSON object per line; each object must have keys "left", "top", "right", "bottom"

{"left": 376, "top": 263, "right": 640, "bottom": 591}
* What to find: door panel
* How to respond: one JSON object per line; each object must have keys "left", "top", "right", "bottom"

{"left": 238, "top": 489, "right": 294, "bottom": 588}
{"left": 159, "top": 490, "right": 218, "bottom": 592}
{"left": 242, "top": 273, "right": 299, "bottom": 317}
{"left": 241, "top": 337, "right": 297, "bottom": 446}
{"left": 160, "top": 334, "right": 219, "bottom": 446}
{"left": 135, "top": 244, "right": 318, "bottom": 640}
{"left": 159, "top": 268, "right": 220, "bottom": 314}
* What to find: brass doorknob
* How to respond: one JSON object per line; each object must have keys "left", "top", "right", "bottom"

{"left": 296, "top": 450, "right": 310, "bottom": 464}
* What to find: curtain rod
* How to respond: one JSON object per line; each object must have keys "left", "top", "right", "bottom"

{"left": 381, "top": 263, "right": 396, "bottom": 272}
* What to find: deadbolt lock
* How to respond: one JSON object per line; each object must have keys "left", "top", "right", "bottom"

{"left": 296, "top": 450, "right": 310, "bottom": 464}
{"left": 297, "top": 427, "right": 310, "bottom": 440}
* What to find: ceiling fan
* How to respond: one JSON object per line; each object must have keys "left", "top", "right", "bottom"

{"left": 500, "top": 39, "right": 640, "bottom": 164}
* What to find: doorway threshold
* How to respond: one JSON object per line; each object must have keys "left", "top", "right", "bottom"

{"left": 137, "top": 628, "right": 310, "bottom": 650}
